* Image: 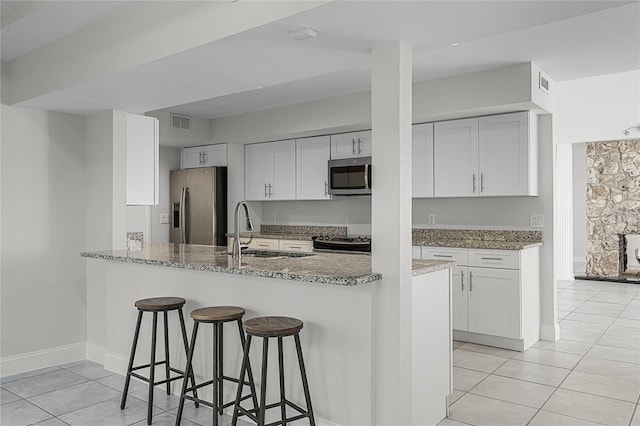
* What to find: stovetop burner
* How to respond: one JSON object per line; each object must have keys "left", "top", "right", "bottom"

{"left": 312, "top": 235, "right": 371, "bottom": 252}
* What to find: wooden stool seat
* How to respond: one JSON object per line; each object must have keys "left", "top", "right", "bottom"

{"left": 243, "top": 316, "right": 303, "bottom": 337}
{"left": 135, "top": 297, "right": 185, "bottom": 311}
{"left": 190, "top": 306, "right": 245, "bottom": 322}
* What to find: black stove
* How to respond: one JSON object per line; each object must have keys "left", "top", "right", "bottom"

{"left": 312, "top": 235, "right": 371, "bottom": 252}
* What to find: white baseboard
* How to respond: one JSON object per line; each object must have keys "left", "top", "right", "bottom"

{"left": 0, "top": 342, "right": 86, "bottom": 377}
{"left": 103, "top": 351, "right": 129, "bottom": 376}
{"left": 85, "top": 342, "right": 105, "bottom": 365}
{"left": 540, "top": 323, "right": 560, "bottom": 342}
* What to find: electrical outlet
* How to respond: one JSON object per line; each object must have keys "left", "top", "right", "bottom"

{"left": 530, "top": 214, "right": 544, "bottom": 228}
{"left": 428, "top": 214, "right": 436, "bottom": 225}
{"left": 272, "top": 213, "right": 277, "bottom": 222}
{"left": 160, "top": 213, "right": 170, "bottom": 224}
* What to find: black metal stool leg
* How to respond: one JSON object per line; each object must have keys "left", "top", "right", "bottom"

{"left": 121, "top": 310, "right": 143, "bottom": 410}
{"left": 147, "top": 311, "right": 158, "bottom": 425}
{"left": 258, "top": 337, "right": 269, "bottom": 426}
{"left": 178, "top": 308, "right": 199, "bottom": 407}
{"left": 176, "top": 321, "right": 199, "bottom": 426}
{"left": 278, "top": 337, "right": 287, "bottom": 426}
{"left": 231, "top": 334, "right": 252, "bottom": 426}
{"left": 164, "top": 311, "right": 171, "bottom": 395}
{"left": 218, "top": 322, "right": 224, "bottom": 415}
{"left": 212, "top": 323, "right": 219, "bottom": 426}
{"left": 294, "top": 333, "right": 315, "bottom": 426}
{"left": 236, "top": 319, "right": 258, "bottom": 411}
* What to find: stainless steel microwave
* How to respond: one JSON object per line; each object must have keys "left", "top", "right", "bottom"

{"left": 328, "top": 156, "right": 372, "bottom": 195}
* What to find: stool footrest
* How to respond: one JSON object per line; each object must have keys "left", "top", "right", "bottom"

{"left": 183, "top": 392, "right": 253, "bottom": 410}
{"left": 129, "top": 371, "right": 187, "bottom": 387}
{"left": 130, "top": 360, "right": 167, "bottom": 372}
{"left": 235, "top": 399, "right": 312, "bottom": 426}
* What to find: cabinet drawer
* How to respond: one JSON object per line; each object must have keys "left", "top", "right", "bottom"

{"left": 280, "top": 240, "right": 313, "bottom": 252}
{"left": 249, "top": 238, "right": 279, "bottom": 250}
{"left": 422, "top": 247, "right": 467, "bottom": 264}
{"left": 467, "top": 249, "right": 519, "bottom": 269}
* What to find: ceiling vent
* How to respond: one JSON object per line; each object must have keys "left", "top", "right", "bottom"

{"left": 171, "top": 113, "right": 191, "bottom": 130}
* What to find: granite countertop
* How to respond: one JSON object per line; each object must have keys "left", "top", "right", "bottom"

{"left": 413, "top": 239, "right": 543, "bottom": 250}
{"left": 82, "top": 243, "right": 452, "bottom": 286}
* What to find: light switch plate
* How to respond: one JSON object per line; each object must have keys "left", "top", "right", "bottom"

{"left": 160, "top": 213, "right": 170, "bottom": 224}
{"left": 428, "top": 214, "right": 436, "bottom": 225}
{"left": 530, "top": 214, "right": 544, "bottom": 228}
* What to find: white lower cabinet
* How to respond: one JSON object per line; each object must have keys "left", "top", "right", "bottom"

{"left": 417, "top": 245, "right": 540, "bottom": 351}
{"left": 228, "top": 237, "right": 313, "bottom": 252}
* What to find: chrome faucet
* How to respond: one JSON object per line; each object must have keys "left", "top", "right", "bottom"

{"left": 233, "top": 200, "right": 254, "bottom": 261}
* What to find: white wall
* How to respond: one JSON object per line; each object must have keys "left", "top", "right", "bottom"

{"left": 150, "top": 147, "right": 180, "bottom": 242}
{"left": 1, "top": 105, "right": 87, "bottom": 360}
{"left": 572, "top": 144, "right": 587, "bottom": 265}
{"left": 555, "top": 70, "right": 640, "bottom": 144}
{"left": 147, "top": 110, "right": 210, "bottom": 148}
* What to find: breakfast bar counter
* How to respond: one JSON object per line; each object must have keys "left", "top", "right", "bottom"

{"left": 83, "top": 243, "right": 453, "bottom": 426}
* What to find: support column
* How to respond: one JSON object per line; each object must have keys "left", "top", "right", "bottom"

{"left": 554, "top": 143, "right": 574, "bottom": 280}
{"left": 371, "top": 41, "right": 413, "bottom": 426}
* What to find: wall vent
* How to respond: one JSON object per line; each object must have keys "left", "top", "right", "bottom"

{"left": 538, "top": 71, "right": 550, "bottom": 95}
{"left": 171, "top": 113, "right": 191, "bottom": 130}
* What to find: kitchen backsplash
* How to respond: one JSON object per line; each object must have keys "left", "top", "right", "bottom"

{"left": 260, "top": 224, "right": 347, "bottom": 237}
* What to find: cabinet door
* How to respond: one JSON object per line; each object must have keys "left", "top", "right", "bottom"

{"left": 412, "top": 123, "right": 434, "bottom": 197}
{"left": 201, "top": 144, "right": 228, "bottom": 167}
{"left": 412, "top": 246, "right": 422, "bottom": 259}
{"left": 434, "top": 118, "right": 479, "bottom": 197}
{"left": 479, "top": 111, "right": 532, "bottom": 196}
{"left": 280, "top": 240, "right": 314, "bottom": 252}
{"left": 468, "top": 267, "right": 521, "bottom": 339}
{"left": 245, "top": 143, "right": 271, "bottom": 201}
{"left": 249, "top": 238, "right": 279, "bottom": 250}
{"left": 356, "top": 130, "right": 372, "bottom": 157}
{"left": 126, "top": 114, "right": 159, "bottom": 205}
{"left": 296, "top": 136, "right": 331, "bottom": 200}
{"left": 270, "top": 139, "right": 296, "bottom": 200}
{"left": 330, "top": 132, "right": 359, "bottom": 159}
{"left": 182, "top": 146, "right": 204, "bottom": 169}
{"left": 452, "top": 266, "right": 469, "bottom": 332}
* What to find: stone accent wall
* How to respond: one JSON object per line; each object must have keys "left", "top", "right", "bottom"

{"left": 586, "top": 140, "right": 640, "bottom": 277}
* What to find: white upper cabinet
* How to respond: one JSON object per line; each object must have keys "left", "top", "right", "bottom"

{"left": 126, "top": 113, "right": 159, "bottom": 205}
{"left": 434, "top": 117, "right": 479, "bottom": 197}
{"left": 434, "top": 112, "right": 537, "bottom": 197}
{"left": 330, "top": 130, "right": 372, "bottom": 159}
{"left": 181, "top": 144, "right": 227, "bottom": 169}
{"left": 296, "top": 136, "right": 331, "bottom": 200}
{"left": 245, "top": 139, "right": 296, "bottom": 201}
{"left": 478, "top": 111, "right": 537, "bottom": 196}
{"left": 412, "top": 123, "right": 434, "bottom": 198}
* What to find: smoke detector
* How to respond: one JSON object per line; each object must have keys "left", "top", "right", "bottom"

{"left": 289, "top": 27, "right": 317, "bottom": 41}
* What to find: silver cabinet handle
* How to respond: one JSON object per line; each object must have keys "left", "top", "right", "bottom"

{"left": 199, "top": 152, "right": 203, "bottom": 164}
{"left": 264, "top": 183, "right": 268, "bottom": 197}
{"left": 472, "top": 174, "right": 476, "bottom": 193}
{"left": 358, "top": 138, "right": 362, "bottom": 154}
{"left": 268, "top": 183, "right": 273, "bottom": 197}
{"left": 461, "top": 270, "right": 465, "bottom": 291}
{"left": 288, "top": 245, "right": 302, "bottom": 249}
{"left": 324, "top": 181, "right": 328, "bottom": 196}
{"left": 481, "top": 257, "right": 504, "bottom": 261}
{"left": 481, "top": 173, "right": 484, "bottom": 193}
{"left": 352, "top": 138, "right": 356, "bottom": 155}
{"left": 203, "top": 151, "right": 208, "bottom": 164}
{"left": 433, "top": 254, "right": 453, "bottom": 258}
{"left": 469, "top": 271, "right": 473, "bottom": 292}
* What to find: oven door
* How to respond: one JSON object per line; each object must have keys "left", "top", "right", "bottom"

{"left": 328, "top": 157, "right": 372, "bottom": 195}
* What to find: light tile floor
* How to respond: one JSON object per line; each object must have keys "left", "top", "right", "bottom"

{"left": 0, "top": 278, "right": 638, "bottom": 426}
{"left": 444, "top": 278, "right": 640, "bottom": 426}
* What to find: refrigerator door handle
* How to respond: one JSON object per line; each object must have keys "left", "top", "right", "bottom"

{"left": 180, "top": 186, "right": 187, "bottom": 243}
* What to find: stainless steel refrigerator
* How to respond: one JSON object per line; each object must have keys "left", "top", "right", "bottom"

{"left": 170, "top": 167, "right": 227, "bottom": 246}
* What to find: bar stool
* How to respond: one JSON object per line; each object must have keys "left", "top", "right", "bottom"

{"left": 121, "top": 297, "right": 199, "bottom": 426}
{"left": 176, "top": 306, "right": 258, "bottom": 426}
{"left": 231, "top": 316, "right": 315, "bottom": 426}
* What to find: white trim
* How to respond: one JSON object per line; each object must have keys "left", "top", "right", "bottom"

{"left": 85, "top": 342, "right": 105, "bottom": 365}
{"left": 103, "top": 351, "right": 129, "bottom": 376}
{"left": 540, "top": 323, "right": 560, "bottom": 342}
{"left": 0, "top": 342, "right": 86, "bottom": 377}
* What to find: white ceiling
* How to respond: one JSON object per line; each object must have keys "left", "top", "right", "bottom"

{"left": 2, "top": 1, "right": 639, "bottom": 119}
